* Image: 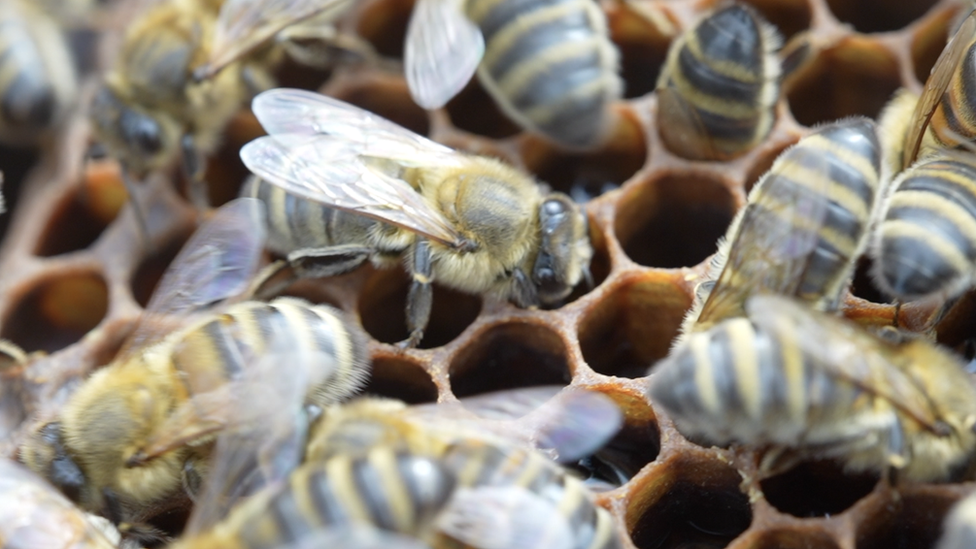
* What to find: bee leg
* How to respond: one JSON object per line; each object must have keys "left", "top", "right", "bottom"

{"left": 511, "top": 267, "right": 540, "bottom": 308}
{"left": 120, "top": 167, "right": 153, "bottom": 251}
{"left": 278, "top": 24, "right": 382, "bottom": 69}
{"left": 401, "top": 239, "right": 433, "bottom": 349}
{"left": 103, "top": 488, "right": 171, "bottom": 546}
{"left": 246, "top": 246, "right": 372, "bottom": 299}
{"left": 180, "top": 134, "right": 210, "bottom": 209}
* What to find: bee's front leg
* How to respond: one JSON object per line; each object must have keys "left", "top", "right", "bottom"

{"left": 401, "top": 238, "right": 433, "bottom": 349}
{"left": 180, "top": 134, "right": 209, "bottom": 210}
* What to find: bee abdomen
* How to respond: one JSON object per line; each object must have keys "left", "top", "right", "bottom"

{"left": 932, "top": 40, "right": 976, "bottom": 147}
{"left": 469, "top": 0, "right": 621, "bottom": 148}
{"left": 874, "top": 155, "right": 976, "bottom": 299}
{"left": 656, "top": 5, "right": 780, "bottom": 160}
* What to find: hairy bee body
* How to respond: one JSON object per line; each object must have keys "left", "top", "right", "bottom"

{"left": 0, "top": 0, "right": 77, "bottom": 146}
{"left": 680, "top": 118, "right": 883, "bottom": 339}
{"left": 20, "top": 297, "right": 369, "bottom": 512}
{"left": 655, "top": 5, "right": 781, "bottom": 161}
{"left": 871, "top": 152, "right": 976, "bottom": 301}
{"left": 173, "top": 447, "right": 456, "bottom": 549}
{"left": 651, "top": 295, "right": 976, "bottom": 482}
{"left": 465, "top": 0, "right": 622, "bottom": 149}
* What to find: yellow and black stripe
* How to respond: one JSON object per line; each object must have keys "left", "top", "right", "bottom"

{"left": 655, "top": 5, "right": 781, "bottom": 161}
{"left": 467, "top": 0, "right": 622, "bottom": 149}
{"left": 168, "top": 297, "right": 370, "bottom": 408}
{"left": 873, "top": 153, "right": 976, "bottom": 300}
{"left": 930, "top": 35, "right": 976, "bottom": 149}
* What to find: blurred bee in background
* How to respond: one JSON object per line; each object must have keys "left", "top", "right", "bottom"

{"left": 678, "top": 117, "right": 883, "bottom": 341}
{"left": 649, "top": 294, "right": 976, "bottom": 482}
{"left": 0, "top": 457, "right": 119, "bottom": 549}
{"left": 90, "top": 0, "right": 359, "bottom": 234}
{"left": 655, "top": 4, "right": 782, "bottom": 161}
{"left": 938, "top": 490, "right": 976, "bottom": 549}
{"left": 0, "top": 0, "right": 79, "bottom": 147}
{"left": 403, "top": 0, "right": 623, "bottom": 150}
{"left": 870, "top": 152, "right": 976, "bottom": 305}
{"left": 18, "top": 198, "right": 371, "bottom": 524}
{"left": 240, "top": 89, "right": 593, "bottom": 348}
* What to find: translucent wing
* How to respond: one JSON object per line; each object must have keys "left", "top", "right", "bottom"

{"left": 283, "top": 526, "right": 433, "bottom": 549}
{"left": 251, "top": 88, "right": 456, "bottom": 158}
{"left": 407, "top": 387, "right": 623, "bottom": 463}
{"left": 434, "top": 486, "right": 574, "bottom": 549}
{"left": 694, "top": 140, "right": 830, "bottom": 329}
{"left": 745, "top": 295, "right": 945, "bottom": 432}
{"left": 656, "top": 86, "right": 718, "bottom": 160}
{"left": 198, "top": 0, "right": 356, "bottom": 80}
{"left": 404, "top": 0, "right": 484, "bottom": 109}
{"left": 117, "top": 198, "right": 267, "bottom": 359}
{"left": 903, "top": 10, "right": 976, "bottom": 169}
{"left": 241, "top": 134, "right": 468, "bottom": 248}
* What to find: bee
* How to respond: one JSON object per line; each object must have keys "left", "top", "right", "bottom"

{"left": 648, "top": 294, "right": 976, "bottom": 482}
{"left": 239, "top": 89, "right": 593, "bottom": 348}
{"left": 403, "top": 0, "right": 622, "bottom": 149}
{"left": 18, "top": 198, "right": 371, "bottom": 519}
{"left": 938, "top": 490, "right": 976, "bottom": 549}
{"left": 678, "top": 117, "right": 884, "bottom": 341}
{"left": 0, "top": 0, "right": 78, "bottom": 147}
{"left": 0, "top": 457, "right": 119, "bottom": 549}
{"left": 870, "top": 151, "right": 976, "bottom": 303}
{"left": 655, "top": 4, "right": 782, "bottom": 161}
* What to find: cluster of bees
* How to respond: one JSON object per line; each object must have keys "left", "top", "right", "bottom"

{"left": 6, "top": 0, "right": 976, "bottom": 547}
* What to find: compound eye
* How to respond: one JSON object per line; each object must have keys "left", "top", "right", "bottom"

{"left": 121, "top": 110, "right": 163, "bottom": 155}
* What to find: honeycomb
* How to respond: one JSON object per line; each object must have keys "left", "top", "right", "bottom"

{"left": 1, "top": 0, "right": 975, "bottom": 547}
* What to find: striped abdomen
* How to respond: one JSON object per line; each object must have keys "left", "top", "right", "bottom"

{"left": 466, "top": 0, "right": 622, "bottom": 149}
{"left": 930, "top": 36, "right": 976, "bottom": 149}
{"left": 182, "top": 448, "right": 456, "bottom": 549}
{"left": 441, "top": 440, "right": 621, "bottom": 549}
{"left": 656, "top": 5, "right": 781, "bottom": 160}
{"left": 168, "top": 297, "right": 370, "bottom": 407}
{"left": 873, "top": 153, "right": 976, "bottom": 300}
{"left": 240, "top": 176, "right": 376, "bottom": 255}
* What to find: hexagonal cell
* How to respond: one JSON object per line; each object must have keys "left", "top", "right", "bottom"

{"left": 912, "top": 8, "right": 955, "bottom": 86}
{"left": 849, "top": 257, "right": 891, "bottom": 305}
{"left": 521, "top": 107, "right": 647, "bottom": 200}
{"left": 934, "top": 288, "right": 976, "bottom": 354}
{"left": 445, "top": 79, "right": 523, "bottom": 140}
{"left": 615, "top": 172, "right": 736, "bottom": 269}
{"left": 760, "top": 459, "right": 879, "bottom": 518}
{"left": 448, "top": 322, "right": 571, "bottom": 398}
{"left": 786, "top": 37, "right": 901, "bottom": 127}
{"left": 358, "top": 268, "right": 482, "bottom": 349}
{"left": 35, "top": 167, "right": 126, "bottom": 256}
{"left": 856, "top": 490, "right": 962, "bottom": 549}
{"left": 826, "top": 0, "right": 939, "bottom": 34}
{"left": 579, "top": 273, "right": 690, "bottom": 378}
{"left": 0, "top": 144, "right": 40, "bottom": 246}
{"left": 606, "top": 1, "right": 676, "bottom": 99}
{"left": 362, "top": 356, "right": 438, "bottom": 404}
{"left": 570, "top": 389, "right": 661, "bottom": 487}
{"left": 205, "top": 112, "right": 265, "bottom": 207}
{"left": 737, "top": 0, "right": 812, "bottom": 40}
{"left": 130, "top": 230, "right": 193, "bottom": 307}
{"left": 750, "top": 529, "right": 841, "bottom": 549}
{"left": 3, "top": 271, "right": 109, "bottom": 353}
{"left": 356, "top": 0, "right": 414, "bottom": 59}
{"left": 628, "top": 457, "right": 752, "bottom": 549}
{"left": 333, "top": 77, "right": 430, "bottom": 137}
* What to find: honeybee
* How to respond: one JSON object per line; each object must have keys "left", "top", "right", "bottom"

{"left": 18, "top": 198, "right": 371, "bottom": 519}
{"left": 403, "top": 0, "right": 622, "bottom": 149}
{"left": 655, "top": 4, "right": 782, "bottom": 161}
{"left": 649, "top": 294, "right": 976, "bottom": 482}
{"left": 239, "top": 89, "right": 593, "bottom": 348}
{"left": 938, "top": 490, "right": 976, "bottom": 549}
{"left": 870, "top": 151, "right": 976, "bottom": 303}
{"left": 678, "top": 117, "right": 884, "bottom": 341}
{"left": 0, "top": 0, "right": 78, "bottom": 147}
{"left": 0, "top": 457, "right": 119, "bottom": 549}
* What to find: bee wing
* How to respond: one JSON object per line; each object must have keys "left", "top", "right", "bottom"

{"left": 435, "top": 485, "right": 575, "bottom": 549}
{"left": 404, "top": 0, "right": 484, "bottom": 109}
{"left": 656, "top": 86, "right": 719, "bottom": 159}
{"left": 241, "top": 134, "right": 469, "bottom": 248}
{"left": 695, "top": 143, "right": 830, "bottom": 327}
{"left": 745, "top": 295, "right": 945, "bottom": 431}
{"left": 407, "top": 387, "right": 623, "bottom": 463}
{"left": 198, "top": 0, "right": 355, "bottom": 80}
{"left": 117, "top": 198, "right": 267, "bottom": 360}
{"left": 903, "top": 9, "right": 976, "bottom": 168}
{"left": 282, "top": 526, "right": 433, "bottom": 549}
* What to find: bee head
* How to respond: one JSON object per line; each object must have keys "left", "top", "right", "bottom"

{"left": 19, "top": 421, "right": 86, "bottom": 503}
{"left": 532, "top": 193, "right": 594, "bottom": 304}
{"left": 90, "top": 84, "right": 179, "bottom": 176}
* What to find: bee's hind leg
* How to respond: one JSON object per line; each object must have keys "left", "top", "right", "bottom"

{"left": 245, "top": 245, "right": 372, "bottom": 300}
{"left": 401, "top": 239, "right": 433, "bottom": 349}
